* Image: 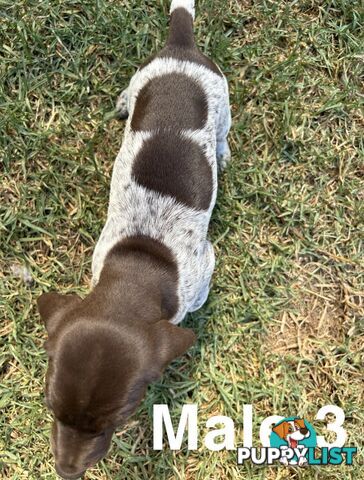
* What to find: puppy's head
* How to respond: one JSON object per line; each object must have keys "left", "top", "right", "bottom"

{"left": 272, "top": 419, "right": 310, "bottom": 447}
{"left": 38, "top": 292, "right": 195, "bottom": 479}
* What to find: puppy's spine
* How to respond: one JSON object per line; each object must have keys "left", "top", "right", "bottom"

{"left": 168, "top": 0, "right": 195, "bottom": 48}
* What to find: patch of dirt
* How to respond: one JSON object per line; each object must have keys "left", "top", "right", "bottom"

{"left": 265, "top": 259, "right": 363, "bottom": 359}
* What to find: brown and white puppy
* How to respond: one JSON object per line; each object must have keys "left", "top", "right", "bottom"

{"left": 38, "top": 0, "right": 231, "bottom": 478}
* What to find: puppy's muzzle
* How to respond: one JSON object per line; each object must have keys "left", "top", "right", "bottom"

{"left": 55, "top": 462, "right": 86, "bottom": 480}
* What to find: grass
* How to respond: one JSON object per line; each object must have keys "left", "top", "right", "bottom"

{"left": 1, "top": 0, "right": 363, "bottom": 478}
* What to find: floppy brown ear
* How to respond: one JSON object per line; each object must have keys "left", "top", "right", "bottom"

{"left": 37, "top": 292, "right": 81, "bottom": 336}
{"left": 295, "top": 419, "right": 305, "bottom": 429}
{"left": 153, "top": 320, "right": 196, "bottom": 367}
{"left": 272, "top": 422, "right": 288, "bottom": 440}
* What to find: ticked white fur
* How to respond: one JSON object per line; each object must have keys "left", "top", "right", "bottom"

{"left": 92, "top": 23, "right": 231, "bottom": 324}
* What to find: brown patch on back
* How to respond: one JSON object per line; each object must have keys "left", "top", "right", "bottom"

{"left": 132, "top": 133, "right": 212, "bottom": 211}
{"left": 131, "top": 73, "right": 208, "bottom": 131}
{"left": 105, "top": 235, "right": 179, "bottom": 320}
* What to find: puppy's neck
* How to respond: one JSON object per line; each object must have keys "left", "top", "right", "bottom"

{"left": 89, "top": 236, "right": 179, "bottom": 325}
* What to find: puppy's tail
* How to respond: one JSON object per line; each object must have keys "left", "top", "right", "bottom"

{"left": 167, "top": 0, "right": 196, "bottom": 48}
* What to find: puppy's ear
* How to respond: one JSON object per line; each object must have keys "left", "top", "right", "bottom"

{"left": 153, "top": 320, "right": 196, "bottom": 368}
{"left": 37, "top": 292, "right": 81, "bottom": 336}
{"left": 295, "top": 419, "right": 305, "bottom": 429}
{"left": 272, "top": 422, "right": 288, "bottom": 440}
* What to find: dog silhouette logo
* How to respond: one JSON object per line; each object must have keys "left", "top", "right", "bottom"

{"left": 270, "top": 417, "right": 317, "bottom": 466}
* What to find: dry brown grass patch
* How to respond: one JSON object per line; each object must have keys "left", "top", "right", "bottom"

{"left": 265, "top": 259, "right": 363, "bottom": 360}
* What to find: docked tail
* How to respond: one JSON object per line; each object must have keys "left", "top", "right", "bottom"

{"left": 167, "top": 0, "right": 196, "bottom": 48}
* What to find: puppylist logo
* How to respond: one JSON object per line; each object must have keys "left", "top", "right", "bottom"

{"left": 237, "top": 406, "right": 357, "bottom": 467}
{"left": 153, "top": 404, "right": 357, "bottom": 467}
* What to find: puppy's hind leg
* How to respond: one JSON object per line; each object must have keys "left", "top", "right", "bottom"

{"left": 188, "top": 241, "right": 215, "bottom": 312}
{"left": 216, "top": 79, "right": 232, "bottom": 171}
{"left": 115, "top": 87, "right": 129, "bottom": 120}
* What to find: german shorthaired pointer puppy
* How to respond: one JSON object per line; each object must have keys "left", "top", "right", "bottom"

{"left": 37, "top": 1, "right": 231, "bottom": 478}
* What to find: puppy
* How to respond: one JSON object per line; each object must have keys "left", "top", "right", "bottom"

{"left": 272, "top": 419, "right": 310, "bottom": 466}
{"left": 37, "top": 1, "right": 231, "bottom": 478}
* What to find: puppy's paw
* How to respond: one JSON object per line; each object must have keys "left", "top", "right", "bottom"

{"left": 217, "top": 141, "right": 231, "bottom": 171}
{"left": 116, "top": 89, "right": 129, "bottom": 120}
{"left": 298, "top": 456, "right": 308, "bottom": 467}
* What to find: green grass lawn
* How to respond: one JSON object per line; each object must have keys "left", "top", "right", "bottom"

{"left": 1, "top": 0, "right": 363, "bottom": 478}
